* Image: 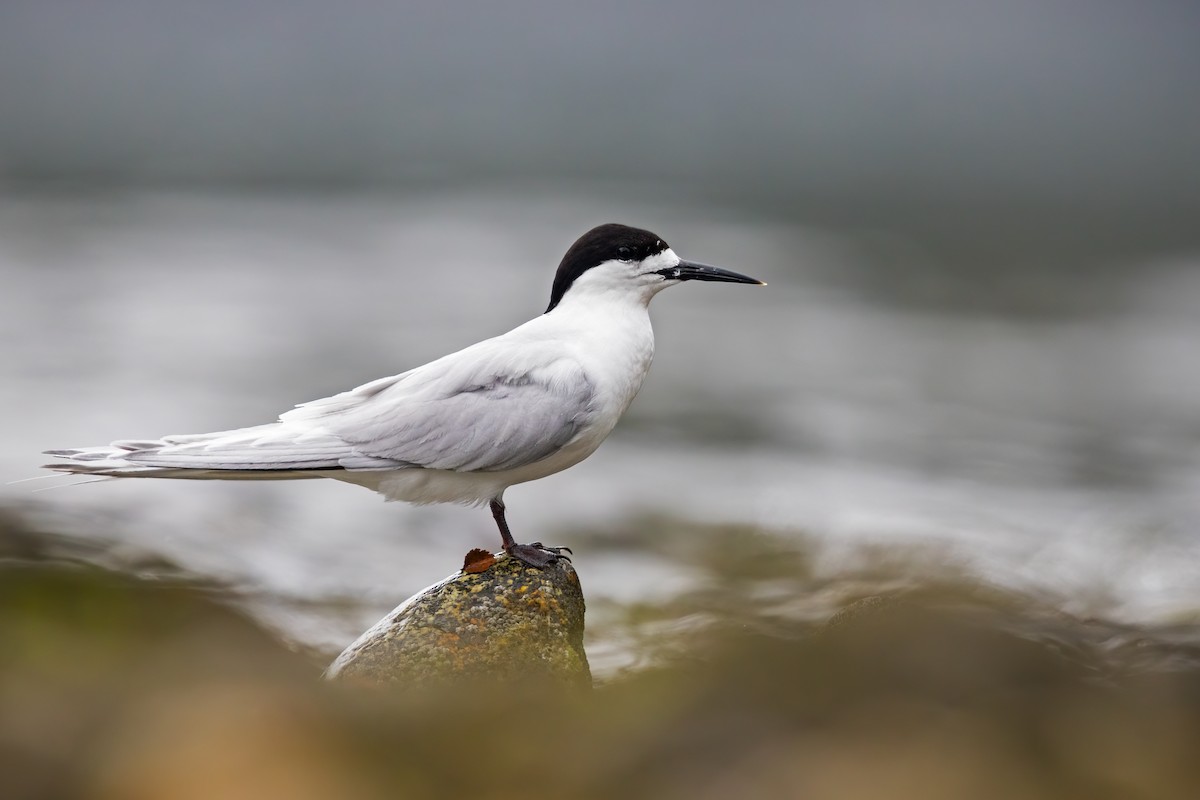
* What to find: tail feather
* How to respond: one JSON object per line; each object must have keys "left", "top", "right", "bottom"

{"left": 41, "top": 422, "right": 366, "bottom": 479}
{"left": 42, "top": 421, "right": 413, "bottom": 479}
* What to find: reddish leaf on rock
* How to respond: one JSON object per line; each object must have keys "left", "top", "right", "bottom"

{"left": 462, "top": 548, "right": 496, "bottom": 574}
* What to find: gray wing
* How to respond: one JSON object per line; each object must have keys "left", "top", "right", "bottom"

{"left": 318, "top": 362, "right": 596, "bottom": 473}
{"left": 51, "top": 360, "right": 596, "bottom": 475}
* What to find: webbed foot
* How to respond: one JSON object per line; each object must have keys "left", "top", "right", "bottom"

{"left": 505, "top": 542, "right": 572, "bottom": 569}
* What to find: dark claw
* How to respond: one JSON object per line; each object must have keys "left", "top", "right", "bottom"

{"left": 529, "top": 542, "right": 572, "bottom": 556}
{"left": 506, "top": 542, "right": 572, "bottom": 569}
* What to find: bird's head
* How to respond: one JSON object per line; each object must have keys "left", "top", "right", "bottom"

{"left": 546, "top": 223, "right": 764, "bottom": 313}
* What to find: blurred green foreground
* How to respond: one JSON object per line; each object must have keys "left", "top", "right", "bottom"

{"left": 3, "top": 512, "right": 1199, "bottom": 800}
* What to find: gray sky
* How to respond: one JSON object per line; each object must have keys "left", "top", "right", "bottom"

{"left": 2, "top": 0, "right": 1198, "bottom": 262}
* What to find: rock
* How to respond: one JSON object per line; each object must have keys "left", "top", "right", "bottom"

{"left": 325, "top": 550, "right": 591, "bottom": 691}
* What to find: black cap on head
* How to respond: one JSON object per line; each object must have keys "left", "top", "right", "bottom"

{"left": 546, "top": 224, "right": 669, "bottom": 312}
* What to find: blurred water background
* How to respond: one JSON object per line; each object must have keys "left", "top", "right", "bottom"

{"left": 2, "top": 0, "right": 1199, "bottom": 677}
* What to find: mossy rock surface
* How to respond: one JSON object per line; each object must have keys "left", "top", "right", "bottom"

{"left": 326, "top": 552, "right": 590, "bottom": 691}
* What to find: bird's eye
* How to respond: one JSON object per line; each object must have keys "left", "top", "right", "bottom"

{"left": 617, "top": 246, "right": 631, "bottom": 259}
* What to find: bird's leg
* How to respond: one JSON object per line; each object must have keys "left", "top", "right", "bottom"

{"left": 489, "top": 498, "right": 570, "bottom": 569}
{"left": 490, "top": 498, "right": 518, "bottom": 550}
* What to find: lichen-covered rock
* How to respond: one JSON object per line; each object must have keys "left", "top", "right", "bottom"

{"left": 325, "top": 552, "right": 590, "bottom": 691}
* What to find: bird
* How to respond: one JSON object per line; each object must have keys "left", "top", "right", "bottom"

{"left": 42, "top": 223, "right": 765, "bottom": 568}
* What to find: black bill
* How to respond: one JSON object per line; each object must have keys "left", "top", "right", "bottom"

{"left": 657, "top": 260, "right": 765, "bottom": 285}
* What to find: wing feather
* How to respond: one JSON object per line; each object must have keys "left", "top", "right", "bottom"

{"left": 313, "top": 345, "right": 595, "bottom": 473}
{"left": 47, "top": 335, "right": 595, "bottom": 478}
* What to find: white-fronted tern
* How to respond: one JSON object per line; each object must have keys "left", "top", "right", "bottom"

{"left": 44, "top": 223, "right": 765, "bottom": 567}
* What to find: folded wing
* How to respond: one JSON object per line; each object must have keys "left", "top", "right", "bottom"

{"left": 46, "top": 343, "right": 596, "bottom": 478}
{"left": 299, "top": 347, "right": 596, "bottom": 472}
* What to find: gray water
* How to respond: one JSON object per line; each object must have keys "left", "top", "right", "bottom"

{"left": 3, "top": 189, "right": 1199, "bottom": 671}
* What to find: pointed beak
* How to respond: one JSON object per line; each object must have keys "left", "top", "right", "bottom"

{"left": 658, "top": 260, "right": 766, "bottom": 285}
